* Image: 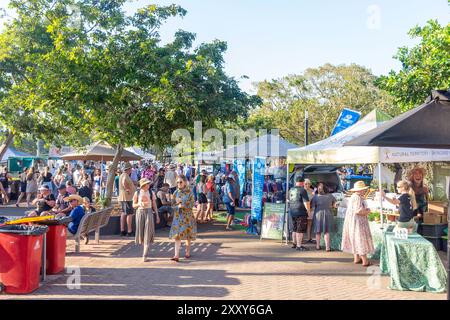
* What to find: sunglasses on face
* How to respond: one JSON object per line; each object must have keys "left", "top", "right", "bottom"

{"left": 177, "top": 181, "right": 184, "bottom": 184}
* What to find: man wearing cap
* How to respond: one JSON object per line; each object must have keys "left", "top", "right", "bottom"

{"left": 61, "top": 195, "right": 85, "bottom": 235}
{"left": 164, "top": 164, "right": 178, "bottom": 194}
{"left": 119, "top": 163, "right": 137, "bottom": 236}
{"left": 28, "top": 185, "right": 56, "bottom": 217}
{"left": 54, "top": 184, "right": 71, "bottom": 216}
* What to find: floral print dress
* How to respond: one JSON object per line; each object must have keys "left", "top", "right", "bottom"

{"left": 169, "top": 187, "right": 197, "bottom": 240}
{"left": 341, "top": 193, "right": 374, "bottom": 255}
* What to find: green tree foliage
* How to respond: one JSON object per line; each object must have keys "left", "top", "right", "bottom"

{"left": 377, "top": 20, "right": 450, "bottom": 111}
{"left": 247, "top": 64, "right": 397, "bottom": 146}
{"left": 0, "top": 0, "right": 258, "bottom": 204}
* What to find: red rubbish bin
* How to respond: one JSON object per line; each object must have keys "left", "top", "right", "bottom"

{"left": 36, "top": 216, "right": 71, "bottom": 275}
{"left": 0, "top": 225, "right": 49, "bottom": 294}
{"left": 45, "top": 225, "right": 67, "bottom": 274}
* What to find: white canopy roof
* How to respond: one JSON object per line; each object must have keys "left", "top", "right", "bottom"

{"left": 125, "top": 147, "right": 156, "bottom": 161}
{"left": 287, "top": 109, "right": 450, "bottom": 164}
{"left": 222, "top": 134, "right": 300, "bottom": 160}
{"left": 1, "top": 147, "right": 33, "bottom": 162}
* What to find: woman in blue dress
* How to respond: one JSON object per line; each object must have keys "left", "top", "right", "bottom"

{"left": 169, "top": 174, "right": 196, "bottom": 262}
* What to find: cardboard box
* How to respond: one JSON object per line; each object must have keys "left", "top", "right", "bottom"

{"left": 428, "top": 201, "right": 448, "bottom": 215}
{"left": 423, "top": 214, "right": 445, "bottom": 224}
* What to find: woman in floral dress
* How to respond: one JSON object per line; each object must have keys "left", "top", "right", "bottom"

{"left": 169, "top": 174, "right": 197, "bottom": 262}
{"left": 341, "top": 181, "right": 374, "bottom": 267}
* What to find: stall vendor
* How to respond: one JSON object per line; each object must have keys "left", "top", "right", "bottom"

{"left": 408, "top": 167, "right": 429, "bottom": 221}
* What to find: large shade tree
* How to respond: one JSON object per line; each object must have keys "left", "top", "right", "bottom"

{"left": 0, "top": 0, "right": 259, "bottom": 205}
{"left": 377, "top": 20, "right": 450, "bottom": 111}
{"left": 246, "top": 63, "right": 397, "bottom": 145}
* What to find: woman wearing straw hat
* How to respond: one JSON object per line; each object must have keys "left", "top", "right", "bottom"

{"left": 133, "top": 178, "right": 160, "bottom": 262}
{"left": 341, "top": 181, "right": 374, "bottom": 267}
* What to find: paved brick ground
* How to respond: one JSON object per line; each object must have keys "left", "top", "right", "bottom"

{"left": 0, "top": 215, "right": 447, "bottom": 300}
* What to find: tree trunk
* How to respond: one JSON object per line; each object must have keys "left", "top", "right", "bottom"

{"left": 104, "top": 144, "right": 124, "bottom": 207}
{"left": 0, "top": 132, "right": 14, "bottom": 162}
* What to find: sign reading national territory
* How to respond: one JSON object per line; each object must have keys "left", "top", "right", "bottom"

{"left": 330, "top": 108, "right": 361, "bottom": 136}
{"left": 251, "top": 157, "right": 266, "bottom": 222}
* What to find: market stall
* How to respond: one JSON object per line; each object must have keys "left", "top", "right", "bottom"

{"left": 345, "top": 90, "right": 450, "bottom": 297}
{"left": 61, "top": 141, "right": 142, "bottom": 194}
{"left": 286, "top": 106, "right": 450, "bottom": 293}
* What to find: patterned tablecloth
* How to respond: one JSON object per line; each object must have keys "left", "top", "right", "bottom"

{"left": 380, "top": 232, "right": 447, "bottom": 293}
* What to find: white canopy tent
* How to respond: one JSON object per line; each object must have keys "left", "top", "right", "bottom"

{"left": 222, "top": 134, "right": 300, "bottom": 161}
{"left": 125, "top": 147, "right": 156, "bottom": 161}
{"left": 0, "top": 147, "right": 33, "bottom": 162}
{"left": 288, "top": 110, "right": 450, "bottom": 165}
{"left": 286, "top": 109, "right": 450, "bottom": 229}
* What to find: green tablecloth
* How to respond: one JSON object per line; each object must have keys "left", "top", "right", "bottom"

{"left": 380, "top": 232, "right": 447, "bottom": 293}
{"left": 321, "top": 217, "right": 388, "bottom": 259}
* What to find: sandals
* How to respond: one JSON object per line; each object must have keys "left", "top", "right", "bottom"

{"left": 170, "top": 257, "right": 179, "bottom": 262}
{"left": 354, "top": 260, "right": 362, "bottom": 264}
{"left": 362, "top": 262, "right": 373, "bottom": 267}
{"left": 326, "top": 248, "right": 334, "bottom": 252}
{"left": 316, "top": 246, "right": 322, "bottom": 251}
{"left": 185, "top": 255, "right": 191, "bottom": 259}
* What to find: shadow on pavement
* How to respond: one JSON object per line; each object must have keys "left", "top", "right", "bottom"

{"left": 30, "top": 267, "right": 239, "bottom": 298}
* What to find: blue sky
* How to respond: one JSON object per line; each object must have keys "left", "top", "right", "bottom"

{"left": 1, "top": 0, "right": 449, "bottom": 93}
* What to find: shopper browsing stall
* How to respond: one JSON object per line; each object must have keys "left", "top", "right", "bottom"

{"left": 341, "top": 181, "right": 374, "bottom": 267}
{"left": 304, "top": 178, "right": 315, "bottom": 244}
{"left": 311, "top": 182, "right": 336, "bottom": 251}
{"left": 288, "top": 176, "right": 310, "bottom": 252}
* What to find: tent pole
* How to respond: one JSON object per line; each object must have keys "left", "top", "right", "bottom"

{"left": 447, "top": 186, "right": 450, "bottom": 300}
{"left": 378, "top": 161, "right": 384, "bottom": 229}
{"left": 100, "top": 156, "right": 104, "bottom": 200}
{"left": 284, "top": 163, "right": 289, "bottom": 245}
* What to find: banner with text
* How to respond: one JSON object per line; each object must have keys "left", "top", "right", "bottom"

{"left": 251, "top": 157, "right": 266, "bottom": 222}
{"left": 331, "top": 108, "right": 361, "bottom": 136}
{"left": 234, "top": 159, "right": 246, "bottom": 199}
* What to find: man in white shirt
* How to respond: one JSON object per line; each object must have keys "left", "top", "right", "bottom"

{"left": 164, "top": 164, "right": 178, "bottom": 194}
{"left": 72, "top": 165, "right": 82, "bottom": 187}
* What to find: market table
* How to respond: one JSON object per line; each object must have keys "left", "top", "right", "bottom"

{"left": 321, "top": 217, "right": 391, "bottom": 259}
{"left": 380, "top": 232, "right": 447, "bottom": 293}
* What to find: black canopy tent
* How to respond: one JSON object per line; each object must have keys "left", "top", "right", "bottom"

{"left": 346, "top": 90, "right": 450, "bottom": 149}
{"left": 345, "top": 90, "right": 450, "bottom": 299}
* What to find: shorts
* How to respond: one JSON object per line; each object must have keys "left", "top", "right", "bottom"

{"left": 292, "top": 216, "right": 308, "bottom": 233}
{"left": 120, "top": 201, "right": 135, "bottom": 215}
{"left": 225, "top": 202, "right": 235, "bottom": 216}
{"left": 206, "top": 192, "right": 214, "bottom": 203}
{"left": 198, "top": 193, "right": 208, "bottom": 204}
{"left": 20, "top": 182, "right": 27, "bottom": 193}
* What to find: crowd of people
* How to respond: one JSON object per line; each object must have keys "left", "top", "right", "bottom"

{"left": 114, "top": 162, "right": 242, "bottom": 261}
{"left": 3, "top": 158, "right": 430, "bottom": 265}
{"left": 0, "top": 160, "right": 242, "bottom": 262}
{"left": 287, "top": 166, "right": 429, "bottom": 267}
